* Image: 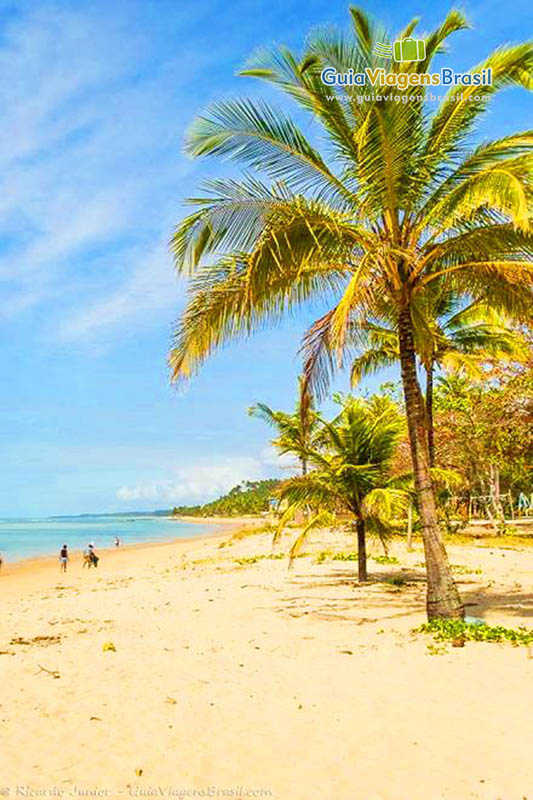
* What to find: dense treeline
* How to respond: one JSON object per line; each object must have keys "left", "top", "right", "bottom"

{"left": 434, "top": 361, "right": 533, "bottom": 501}
{"left": 171, "top": 479, "right": 281, "bottom": 517}
{"left": 380, "top": 357, "right": 533, "bottom": 502}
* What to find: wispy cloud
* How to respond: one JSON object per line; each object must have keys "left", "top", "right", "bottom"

{"left": 115, "top": 447, "right": 294, "bottom": 504}
{"left": 0, "top": 2, "right": 220, "bottom": 340}
{"left": 56, "top": 241, "right": 180, "bottom": 340}
{"left": 116, "top": 457, "right": 268, "bottom": 503}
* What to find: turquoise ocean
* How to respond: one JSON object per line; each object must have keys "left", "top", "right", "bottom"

{"left": 0, "top": 515, "right": 217, "bottom": 563}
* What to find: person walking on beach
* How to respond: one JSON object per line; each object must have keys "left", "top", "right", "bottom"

{"left": 59, "top": 544, "right": 69, "bottom": 573}
{"left": 114, "top": 536, "right": 120, "bottom": 548}
{"left": 87, "top": 542, "right": 99, "bottom": 568}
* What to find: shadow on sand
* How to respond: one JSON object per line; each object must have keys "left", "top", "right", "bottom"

{"left": 276, "top": 564, "right": 533, "bottom": 624}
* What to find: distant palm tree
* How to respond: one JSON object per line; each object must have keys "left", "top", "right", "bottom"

{"left": 248, "top": 377, "right": 318, "bottom": 475}
{"left": 350, "top": 296, "right": 528, "bottom": 465}
{"left": 169, "top": 7, "right": 533, "bottom": 618}
{"left": 275, "top": 395, "right": 408, "bottom": 582}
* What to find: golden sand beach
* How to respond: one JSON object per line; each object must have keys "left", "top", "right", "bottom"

{"left": 0, "top": 525, "right": 532, "bottom": 800}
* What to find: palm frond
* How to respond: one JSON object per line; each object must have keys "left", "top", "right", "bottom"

{"left": 169, "top": 251, "right": 347, "bottom": 382}
{"left": 350, "top": 344, "right": 398, "bottom": 386}
{"left": 276, "top": 474, "right": 339, "bottom": 510}
{"left": 425, "top": 44, "right": 533, "bottom": 164}
{"left": 239, "top": 44, "right": 361, "bottom": 166}
{"left": 288, "top": 510, "right": 336, "bottom": 567}
{"left": 272, "top": 502, "right": 300, "bottom": 548}
{"left": 422, "top": 158, "right": 532, "bottom": 237}
{"left": 429, "top": 467, "right": 464, "bottom": 490}
{"left": 186, "top": 97, "right": 351, "bottom": 201}
{"left": 362, "top": 487, "right": 410, "bottom": 524}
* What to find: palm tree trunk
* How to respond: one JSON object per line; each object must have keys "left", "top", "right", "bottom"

{"left": 407, "top": 500, "right": 413, "bottom": 551}
{"left": 397, "top": 304, "right": 463, "bottom": 620}
{"left": 425, "top": 363, "right": 435, "bottom": 469}
{"left": 300, "top": 458, "right": 311, "bottom": 520}
{"left": 355, "top": 518, "right": 367, "bottom": 582}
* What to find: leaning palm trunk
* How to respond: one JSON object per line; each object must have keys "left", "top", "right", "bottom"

{"left": 425, "top": 363, "right": 436, "bottom": 469}
{"left": 398, "top": 305, "right": 464, "bottom": 619}
{"left": 406, "top": 500, "right": 414, "bottom": 551}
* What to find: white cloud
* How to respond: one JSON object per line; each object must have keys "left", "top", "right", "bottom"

{"left": 116, "top": 457, "right": 269, "bottom": 504}
{"left": 115, "top": 445, "right": 301, "bottom": 505}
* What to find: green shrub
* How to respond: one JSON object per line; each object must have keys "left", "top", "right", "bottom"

{"left": 415, "top": 619, "right": 533, "bottom": 646}
{"left": 234, "top": 552, "right": 287, "bottom": 566}
{"left": 372, "top": 555, "right": 399, "bottom": 565}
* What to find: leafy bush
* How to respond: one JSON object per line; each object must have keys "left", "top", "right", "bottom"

{"left": 415, "top": 619, "right": 533, "bottom": 646}
{"left": 372, "top": 555, "right": 399, "bottom": 565}
{"left": 315, "top": 551, "right": 400, "bottom": 565}
{"left": 315, "top": 550, "right": 359, "bottom": 563}
{"left": 450, "top": 564, "right": 482, "bottom": 575}
{"left": 234, "top": 553, "right": 286, "bottom": 565}
{"left": 414, "top": 562, "right": 481, "bottom": 575}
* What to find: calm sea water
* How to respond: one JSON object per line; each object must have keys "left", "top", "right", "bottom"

{"left": 0, "top": 515, "right": 217, "bottom": 563}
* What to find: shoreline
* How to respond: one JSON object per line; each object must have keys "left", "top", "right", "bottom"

{"left": 0, "top": 528, "right": 230, "bottom": 603}
{"left": 0, "top": 530, "right": 222, "bottom": 572}
{"left": 0, "top": 515, "right": 264, "bottom": 571}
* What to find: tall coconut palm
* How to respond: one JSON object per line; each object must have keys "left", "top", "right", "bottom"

{"left": 350, "top": 297, "right": 528, "bottom": 465}
{"left": 248, "top": 377, "right": 318, "bottom": 475}
{"left": 275, "top": 394, "right": 408, "bottom": 581}
{"left": 169, "top": 7, "right": 533, "bottom": 618}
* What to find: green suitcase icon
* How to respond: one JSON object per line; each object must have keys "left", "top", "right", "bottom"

{"left": 393, "top": 37, "right": 426, "bottom": 63}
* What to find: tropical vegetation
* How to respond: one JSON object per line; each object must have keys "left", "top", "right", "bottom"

{"left": 248, "top": 377, "right": 318, "bottom": 475}
{"left": 416, "top": 618, "right": 533, "bottom": 647}
{"left": 350, "top": 298, "right": 527, "bottom": 466}
{"left": 433, "top": 358, "right": 533, "bottom": 512}
{"left": 273, "top": 394, "right": 409, "bottom": 581}
{"left": 168, "top": 7, "right": 533, "bottom": 618}
{"left": 171, "top": 478, "right": 281, "bottom": 517}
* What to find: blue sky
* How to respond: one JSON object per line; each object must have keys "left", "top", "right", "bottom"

{"left": 0, "top": 0, "right": 531, "bottom": 516}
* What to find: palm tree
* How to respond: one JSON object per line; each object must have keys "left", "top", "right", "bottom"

{"left": 169, "top": 7, "right": 533, "bottom": 618}
{"left": 275, "top": 395, "right": 408, "bottom": 581}
{"left": 248, "top": 377, "right": 318, "bottom": 475}
{"left": 350, "top": 296, "right": 528, "bottom": 466}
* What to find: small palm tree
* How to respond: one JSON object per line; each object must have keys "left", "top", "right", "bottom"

{"left": 248, "top": 377, "right": 318, "bottom": 475}
{"left": 275, "top": 394, "right": 408, "bottom": 581}
{"left": 351, "top": 296, "right": 528, "bottom": 465}
{"left": 169, "top": 7, "right": 533, "bottom": 618}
